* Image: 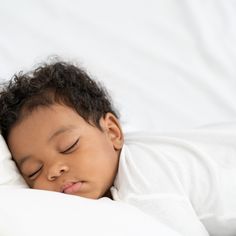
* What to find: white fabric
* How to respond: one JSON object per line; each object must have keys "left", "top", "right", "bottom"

{"left": 1, "top": 0, "right": 236, "bottom": 188}
{"left": 0, "top": 188, "right": 182, "bottom": 236}
{"left": 1, "top": 0, "right": 236, "bottom": 133}
{"left": 111, "top": 126, "right": 236, "bottom": 236}
{"left": 1, "top": 1, "right": 236, "bottom": 235}
{"left": 0, "top": 135, "right": 27, "bottom": 187}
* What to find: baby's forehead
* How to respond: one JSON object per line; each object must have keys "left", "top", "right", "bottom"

{"left": 9, "top": 103, "right": 102, "bottom": 146}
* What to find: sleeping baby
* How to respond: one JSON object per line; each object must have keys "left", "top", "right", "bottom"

{"left": 0, "top": 61, "right": 236, "bottom": 236}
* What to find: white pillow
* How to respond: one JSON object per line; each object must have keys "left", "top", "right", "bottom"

{"left": 0, "top": 188, "right": 181, "bottom": 236}
{"left": 0, "top": 135, "right": 27, "bottom": 187}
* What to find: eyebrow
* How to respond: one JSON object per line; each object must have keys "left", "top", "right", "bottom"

{"left": 48, "top": 125, "right": 76, "bottom": 142}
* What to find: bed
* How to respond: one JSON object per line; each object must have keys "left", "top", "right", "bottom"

{"left": 0, "top": 0, "right": 236, "bottom": 235}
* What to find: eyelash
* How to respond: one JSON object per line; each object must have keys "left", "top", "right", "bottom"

{"left": 28, "top": 165, "right": 43, "bottom": 179}
{"left": 61, "top": 138, "right": 80, "bottom": 154}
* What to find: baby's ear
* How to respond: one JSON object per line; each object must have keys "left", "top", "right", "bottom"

{"left": 101, "top": 113, "right": 124, "bottom": 151}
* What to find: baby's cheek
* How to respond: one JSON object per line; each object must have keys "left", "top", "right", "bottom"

{"left": 33, "top": 178, "right": 60, "bottom": 193}
{"left": 31, "top": 178, "right": 45, "bottom": 190}
{"left": 29, "top": 180, "right": 37, "bottom": 189}
{"left": 22, "top": 176, "right": 32, "bottom": 188}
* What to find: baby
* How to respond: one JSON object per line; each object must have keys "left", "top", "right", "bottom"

{"left": 1, "top": 61, "right": 236, "bottom": 236}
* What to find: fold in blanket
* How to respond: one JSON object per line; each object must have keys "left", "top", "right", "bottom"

{"left": 112, "top": 125, "right": 236, "bottom": 236}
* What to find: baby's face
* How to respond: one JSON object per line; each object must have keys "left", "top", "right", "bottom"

{"left": 7, "top": 104, "right": 123, "bottom": 199}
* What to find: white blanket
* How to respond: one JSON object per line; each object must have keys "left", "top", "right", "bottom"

{"left": 0, "top": 188, "right": 181, "bottom": 236}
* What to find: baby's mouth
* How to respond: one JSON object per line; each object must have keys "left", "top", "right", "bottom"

{"left": 61, "top": 181, "right": 83, "bottom": 194}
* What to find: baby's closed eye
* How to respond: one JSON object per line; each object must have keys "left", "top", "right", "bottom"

{"left": 60, "top": 138, "right": 80, "bottom": 154}
{"left": 27, "top": 165, "right": 43, "bottom": 180}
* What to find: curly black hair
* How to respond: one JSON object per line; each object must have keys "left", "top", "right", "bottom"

{"left": 0, "top": 61, "right": 119, "bottom": 140}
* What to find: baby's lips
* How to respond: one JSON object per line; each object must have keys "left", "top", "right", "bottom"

{"left": 61, "top": 181, "right": 83, "bottom": 194}
{"left": 61, "top": 181, "right": 75, "bottom": 193}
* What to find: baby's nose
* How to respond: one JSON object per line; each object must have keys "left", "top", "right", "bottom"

{"left": 47, "top": 163, "right": 69, "bottom": 181}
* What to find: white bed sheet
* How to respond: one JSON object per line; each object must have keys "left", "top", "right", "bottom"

{"left": 1, "top": 0, "right": 236, "bottom": 133}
